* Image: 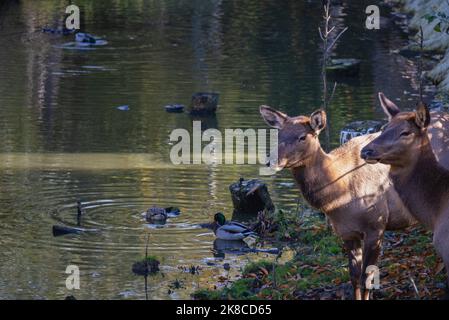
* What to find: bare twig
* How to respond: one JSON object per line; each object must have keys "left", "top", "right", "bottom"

{"left": 145, "top": 234, "right": 149, "bottom": 260}
{"left": 318, "top": 1, "right": 348, "bottom": 230}
{"left": 418, "top": 26, "right": 424, "bottom": 103}
{"left": 145, "top": 234, "right": 149, "bottom": 300}
{"left": 325, "top": 27, "right": 349, "bottom": 55}
{"left": 410, "top": 277, "right": 420, "bottom": 299}
{"left": 319, "top": 2, "right": 348, "bottom": 153}
{"left": 328, "top": 82, "right": 338, "bottom": 105}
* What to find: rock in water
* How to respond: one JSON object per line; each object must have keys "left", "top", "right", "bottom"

{"left": 189, "top": 92, "right": 219, "bottom": 115}
{"left": 75, "top": 32, "right": 97, "bottom": 44}
{"left": 326, "top": 58, "right": 361, "bottom": 77}
{"left": 229, "top": 178, "right": 274, "bottom": 217}
{"left": 73, "top": 33, "right": 108, "bottom": 46}
{"left": 117, "top": 105, "right": 130, "bottom": 111}
{"left": 165, "top": 104, "right": 185, "bottom": 113}
{"left": 340, "top": 120, "right": 386, "bottom": 145}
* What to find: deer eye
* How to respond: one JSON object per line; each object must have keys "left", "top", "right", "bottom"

{"left": 400, "top": 131, "right": 412, "bottom": 137}
{"left": 298, "top": 135, "right": 306, "bottom": 142}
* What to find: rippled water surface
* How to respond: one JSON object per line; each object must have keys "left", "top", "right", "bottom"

{"left": 0, "top": 0, "right": 420, "bottom": 299}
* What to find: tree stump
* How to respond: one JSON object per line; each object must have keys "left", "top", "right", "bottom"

{"left": 189, "top": 92, "right": 219, "bottom": 115}
{"left": 229, "top": 178, "right": 274, "bottom": 218}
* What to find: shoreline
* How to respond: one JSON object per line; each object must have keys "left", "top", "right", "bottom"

{"left": 397, "top": 0, "right": 449, "bottom": 101}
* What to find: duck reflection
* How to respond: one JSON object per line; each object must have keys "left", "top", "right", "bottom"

{"left": 212, "top": 238, "right": 250, "bottom": 258}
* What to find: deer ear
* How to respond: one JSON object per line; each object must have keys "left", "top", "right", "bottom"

{"left": 310, "top": 109, "right": 327, "bottom": 134}
{"left": 260, "top": 106, "right": 288, "bottom": 129}
{"left": 415, "top": 102, "right": 430, "bottom": 129}
{"left": 379, "top": 92, "right": 400, "bottom": 120}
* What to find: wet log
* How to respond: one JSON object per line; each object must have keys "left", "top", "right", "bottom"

{"left": 340, "top": 120, "right": 385, "bottom": 145}
{"left": 229, "top": 178, "right": 275, "bottom": 217}
{"left": 189, "top": 92, "right": 219, "bottom": 115}
{"left": 52, "top": 225, "right": 84, "bottom": 237}
{"left": 52, "top": 225, "right": 98, "bottom": 237}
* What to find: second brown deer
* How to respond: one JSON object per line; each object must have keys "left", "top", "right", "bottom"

{"left": 260, "top": 105, "right": 416, "bottom": 300}
{"left": 260, "top": 97, "right": 449, "bottom": 300}
{"left": 361, "top": 101, "right": 449, "bottom": 297}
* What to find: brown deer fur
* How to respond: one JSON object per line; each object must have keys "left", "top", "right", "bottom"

{"left": 361, "top": 102, "right": 449, "bottom": 294}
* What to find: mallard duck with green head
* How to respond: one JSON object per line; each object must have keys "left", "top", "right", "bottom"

{"left": 212, "top": 213, "right": 256, "bottom": 241}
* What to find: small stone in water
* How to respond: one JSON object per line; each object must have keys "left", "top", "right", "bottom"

{"left": 117, "top": 105, "right": 130, "bottom": 111}
{"left": 165, "top": 104, "right": 185, "bottom": 113}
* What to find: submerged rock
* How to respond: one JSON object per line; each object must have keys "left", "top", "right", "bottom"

{"left": 52, "top": 225, "right": 83, "bottom": 237}
{"left": 229, "top": 178, "right": 275, "bottom": 217}
{"left": 340, "top": 120, "right": 386, "bottom": 145}
{"left": 76, "top": 32, "right": 99, "bottom": 44}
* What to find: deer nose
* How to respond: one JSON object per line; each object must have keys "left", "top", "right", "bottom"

{"left": 361, "top": 149, "right": 374, "bottom": 160}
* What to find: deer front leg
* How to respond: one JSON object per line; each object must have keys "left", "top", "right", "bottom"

{"left": 361, "top": 233, "right": 383, "bottom": 300}
{"left": 344, "top": 239, "right": 363, "bottom": 300}
{"left": 433, "top": 224, "right": 449, "bottom": 299}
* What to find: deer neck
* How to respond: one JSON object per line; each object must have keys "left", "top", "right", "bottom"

{"left": 390, "top": 137, "right": 449, "bottom": 230}
{"left": 291, "top": 147, "right": 341, "bottom": 212}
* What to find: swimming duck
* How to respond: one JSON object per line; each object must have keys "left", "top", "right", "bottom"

{"left": 212, "top": 213, "right": 256, "bottom": 241}
{"left": 145, "top": 206, "right": 168, "bottom": 223}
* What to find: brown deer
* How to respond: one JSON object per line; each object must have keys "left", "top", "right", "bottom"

{"left": 361, "top": 102, "right": 449, "bottom": 297}
{"left": 260, "top": 105, "right": 416, "bottom": 300}
{"left": 260, "top": 97, "right": 449, "bottom": 299}
{"left": 376, "top": 92, "right": 449, "bottom": 167}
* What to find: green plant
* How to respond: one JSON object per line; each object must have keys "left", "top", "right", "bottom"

{"left": 423, "top": 11, "right": 449, "bottom": 33}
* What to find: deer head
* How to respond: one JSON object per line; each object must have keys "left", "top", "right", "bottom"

{"left": 260, "top": 106, "right": 326, "bottom": 170}
{"left": 361, "top": 98, "right": 430, "bottom": 168}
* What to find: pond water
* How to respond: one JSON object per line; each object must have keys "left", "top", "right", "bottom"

{"left": 0, "top": 0, "right": 421, "bottom": 299}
